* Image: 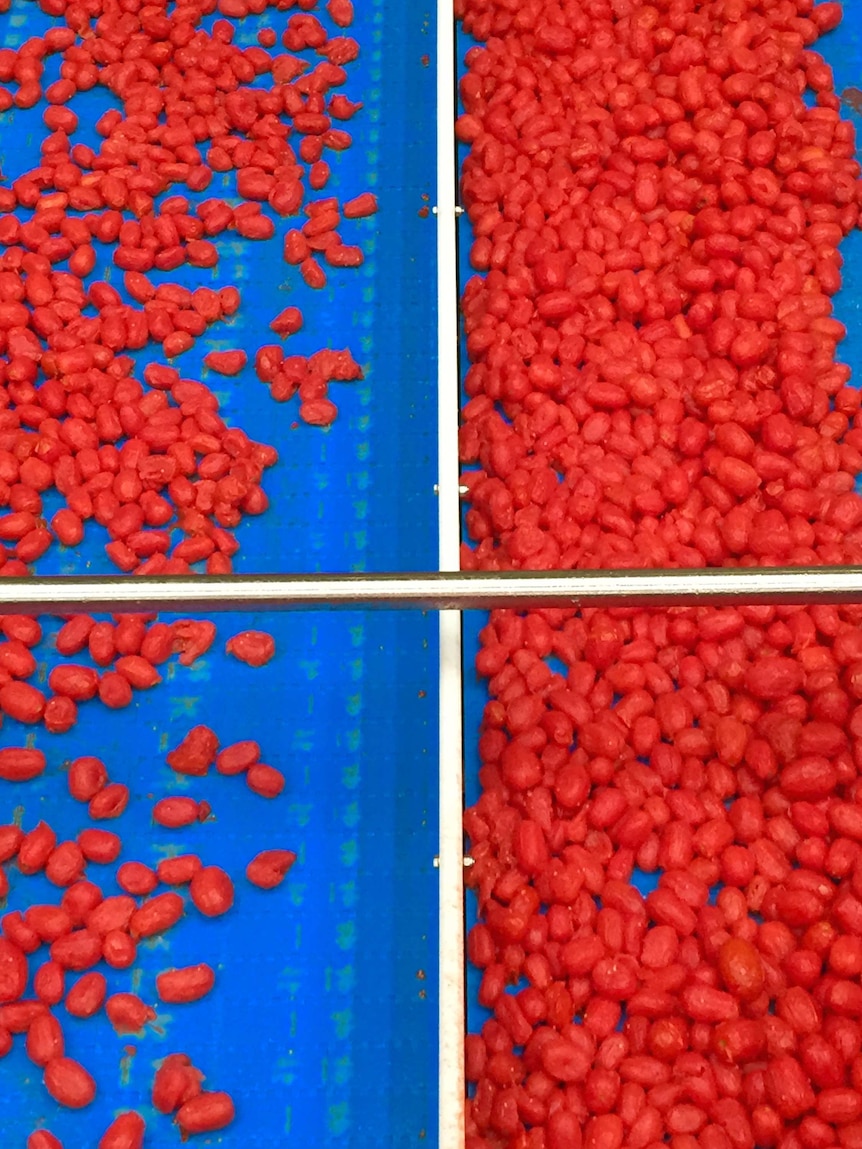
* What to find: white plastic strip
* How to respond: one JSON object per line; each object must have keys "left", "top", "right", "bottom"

{"left": 436, "top": 0, "right": 466, "bottom": 1144}
{"left": 438, "top": 613, "right": 465, "bottom": 1149}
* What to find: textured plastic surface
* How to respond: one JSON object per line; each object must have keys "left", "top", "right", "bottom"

{"left": 0, "top": 2, "right": 440, "bottom": 1147}
{"left": 457, "top": 10, "right": 862, "bottom": 1033}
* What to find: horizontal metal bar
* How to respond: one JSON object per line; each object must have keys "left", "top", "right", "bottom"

{"left": 0, "top": 567, "right": 859, "bottom": 613}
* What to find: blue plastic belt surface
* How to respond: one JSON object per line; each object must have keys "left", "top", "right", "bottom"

{"left": 0, "top": 1, "right": 440, "bottom": 1144}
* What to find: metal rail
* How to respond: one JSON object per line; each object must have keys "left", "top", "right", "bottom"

{"left": 1, "top": 566, "right": 862, "bottom": 613}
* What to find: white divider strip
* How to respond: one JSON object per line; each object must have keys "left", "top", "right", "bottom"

{"left": 436, "top": 0, "right": 465, "bottom": 1146}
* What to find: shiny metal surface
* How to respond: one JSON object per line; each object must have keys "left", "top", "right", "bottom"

{"left": 1, "top": 566, "right": 862, "bottom": 613}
